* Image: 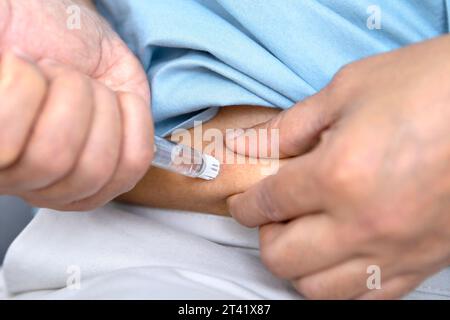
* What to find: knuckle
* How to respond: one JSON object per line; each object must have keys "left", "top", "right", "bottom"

{"left": 318, "top": 149, "right": 372, "bottom": 196}
{"left": 356, "top": 206, "right": 413, "bottom": 243}
{"left": 327, "top": 63, "right": 358, "bottom": 99}
{"left": 333, "top": 64, "right": 356, "bottom": 86}
{"left": 318, "top": 155, "right": 349, "bottom": 190}
{"left": 354, "top": 211, "right": 385, "bottom": 241}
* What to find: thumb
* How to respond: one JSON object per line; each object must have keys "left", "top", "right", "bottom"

{"left": 225, "top": 90, "right": 339, "bottom": 159}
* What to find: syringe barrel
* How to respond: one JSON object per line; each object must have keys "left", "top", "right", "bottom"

{"left": 152, "top": 136, "right": 205, "bottom": 178}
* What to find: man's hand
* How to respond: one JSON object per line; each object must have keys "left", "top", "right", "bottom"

{"left": 227, "top": 35, "right": 450, "bottom": 299}
{"left": 0, "top": 0, "right": 153, "bottom": 210}
{"left": 0, "top": 0, "right": 150, "bottom": 100}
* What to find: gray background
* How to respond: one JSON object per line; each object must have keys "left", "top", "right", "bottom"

{"left": 0, "top": 197, "right": 33, "bottom": 264}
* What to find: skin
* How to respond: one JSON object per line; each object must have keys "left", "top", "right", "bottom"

{"left": 0, "top": 0, "right": 153, "bottom": 210}
{"left": 119, "top": 106, "right": 285, "bottom": 216}
{"left": 227, "top": 35, "right": 450, "bottom": 299}
{"left": 3, "top": 0, "right": 448, "bottom": 300}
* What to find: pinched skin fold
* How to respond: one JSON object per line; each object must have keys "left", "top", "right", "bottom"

{"left": 118, "top": 106, "right": 287, "bottom": 216}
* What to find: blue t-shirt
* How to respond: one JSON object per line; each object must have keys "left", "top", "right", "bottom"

{"left": 96, "top": 0, "right": 450, "bottom": 135}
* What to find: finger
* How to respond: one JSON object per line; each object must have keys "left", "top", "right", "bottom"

{"left": 228, "top": 153, "right": 323, "bottom": 227}
{"left": 0, "top": 61, "right": 94, "bottom": 191}
{"left": 225, "top": 89, "right": 339, "bottom": 159}
{"left": 37, "top": 58, "right": 79, "bottom": 78}
{"left": 259, "top": 215, "right": 356, "bottom": 280}
{"left": 0, "top": 51, "right": 47, "bottom": 168}
{"left": 24, "top": 81, "right": 122, "bottom": 205}
{"left": 358, "top": 274, "right": 423, "bottom": 300}
{"left": 54, "top": 92, "right": 154, "bottom": 211}
{"left": 294, "top": 259, "right": 382, "bottom": 300}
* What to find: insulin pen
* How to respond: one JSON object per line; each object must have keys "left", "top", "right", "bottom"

{"left": 152, "top": 136, "right": 220, "bottom": 181}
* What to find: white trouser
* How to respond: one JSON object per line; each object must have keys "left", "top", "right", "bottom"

{"left": 2, "top": 204, "right": 450, "bottom": 299}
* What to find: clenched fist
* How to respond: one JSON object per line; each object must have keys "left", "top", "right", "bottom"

{"left": 0, "top": 0, "right": 154, "bottom": 210}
